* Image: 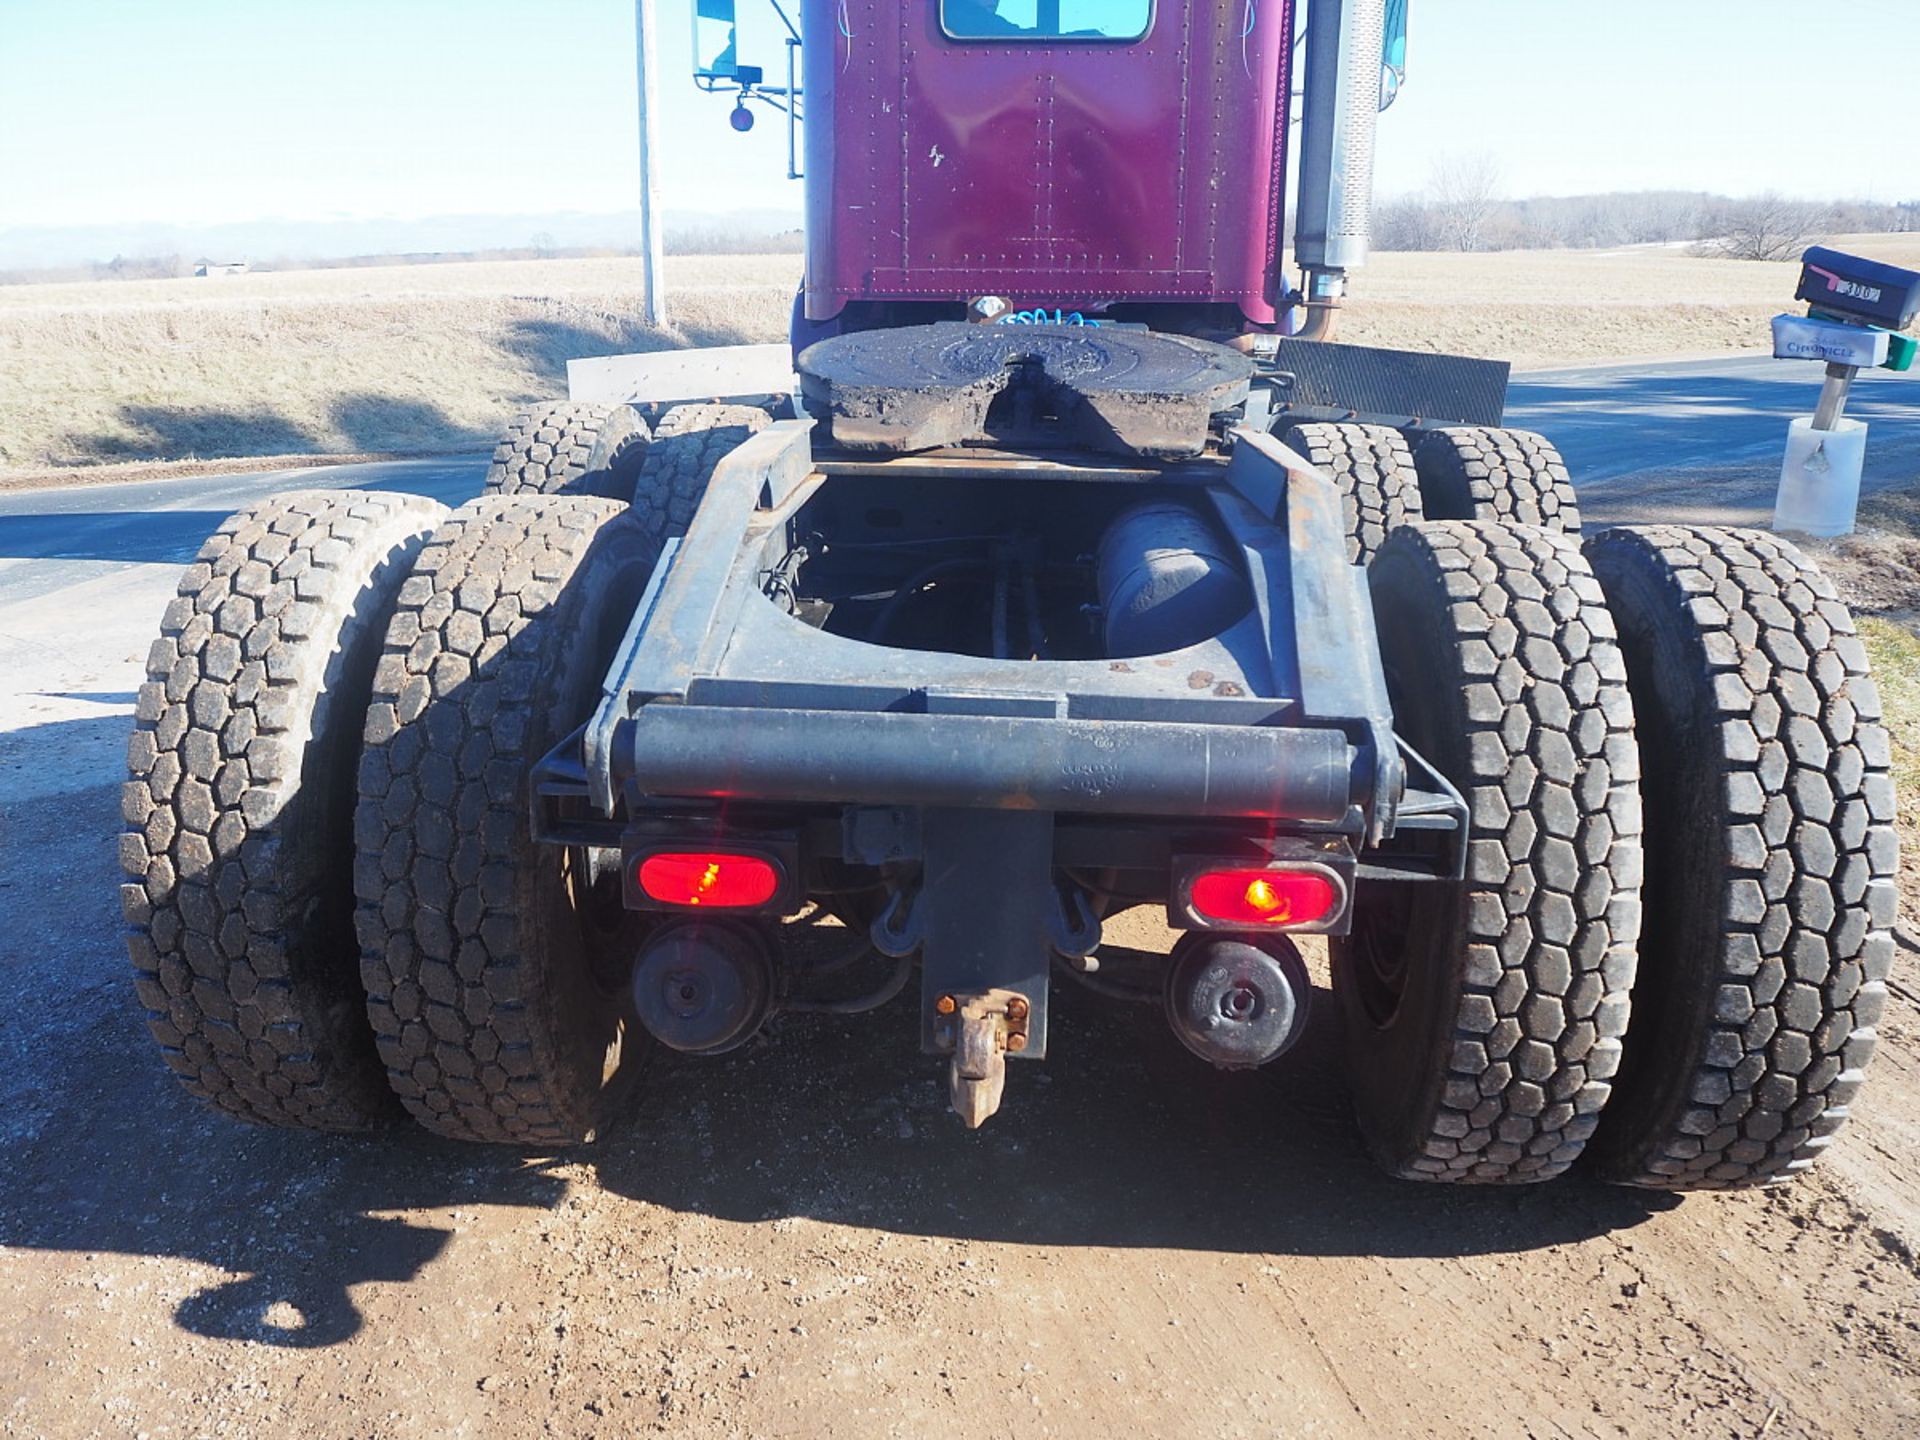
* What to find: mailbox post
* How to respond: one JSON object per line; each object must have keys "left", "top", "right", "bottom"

{"left": 1770, "top": 247, "right": 1920, "bottom": 537}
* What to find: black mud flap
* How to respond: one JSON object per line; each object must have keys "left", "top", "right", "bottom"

{"left": 1269, "top": 338, "right": 1509, "bottom": 429}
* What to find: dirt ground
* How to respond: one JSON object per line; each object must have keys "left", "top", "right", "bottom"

{"left": 4, "top": 871, "right": 1919, "bottom": 1440}
{"left": 3, "top": 466, "right": 1919, "bottom": 1439}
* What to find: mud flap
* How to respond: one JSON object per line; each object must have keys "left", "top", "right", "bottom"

{"left": 917, "top": 809, "right": 1054, "bottom": 1127}
{"left": 1269, "top": 338, "right": 1509, "bottom": 429}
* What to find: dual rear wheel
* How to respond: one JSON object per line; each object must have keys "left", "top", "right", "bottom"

{"left": 1278, "top": 421, "right": 1889, "bottom": 1185}
{"left": 121, "top": 398, "right": 768, "bottom": 1143}
{"left": 1345, "top": 518, "right": 1896, "bottom": 1187}
{"left": 122, "top": 489, "right": 659, "bottom": 1142}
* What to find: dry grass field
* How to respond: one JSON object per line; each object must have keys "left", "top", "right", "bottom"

{"left": 1339, "top": 239, "right": 1920, "bottom": 367}
{"left": 3, "top": 235, "right": 1918, "bottom": 474}
{"left": 0, "top": 255, "right": 797, "bottom": 473}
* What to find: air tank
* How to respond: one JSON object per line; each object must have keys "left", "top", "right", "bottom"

{"left": 1094, "top": 501, "right": 1253, "bottom": 658}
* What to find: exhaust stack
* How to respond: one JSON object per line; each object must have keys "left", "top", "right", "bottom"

{"left": 1293, "top": 0, "right": 1388, "bottom": 338}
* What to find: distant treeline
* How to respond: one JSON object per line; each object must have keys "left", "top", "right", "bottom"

{"left": 664, "top": 226, "right": 807, "bottom": 256}
{"left": 0, "top": 227, "right": 807, "bottom": 286}
{"left": 6, "top": 188, "right": 1916, "bottom": 286}
{"left": 1372, "top": 180, "right": 1920, "bottom": 259}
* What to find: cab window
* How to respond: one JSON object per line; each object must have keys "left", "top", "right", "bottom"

{"left": 941, "top": 0, "right": 1152, "bottom": 42}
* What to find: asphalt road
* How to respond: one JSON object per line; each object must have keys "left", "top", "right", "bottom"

{"left": 0, "top": 455, "right": 485, "bottom": 603}
{"left": 1508, "top": 353, "right": 1917, "bottom": 483}
{"left": 0, "top": 456, "right": 487, "bottom": 818}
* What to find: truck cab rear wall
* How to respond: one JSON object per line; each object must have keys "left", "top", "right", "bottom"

{"left": 800, "top": 0, "right": 1296, "bottom": 324}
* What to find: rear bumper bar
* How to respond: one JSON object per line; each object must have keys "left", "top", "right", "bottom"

{"left": 614, "top": 704, "right": 1362, "bottom": 821}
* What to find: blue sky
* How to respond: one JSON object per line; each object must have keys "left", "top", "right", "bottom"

{"left": 1, "top": 0, "right": 1916, "bottom": 234}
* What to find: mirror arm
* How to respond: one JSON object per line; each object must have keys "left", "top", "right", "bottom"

{"left": 766, "top": 0, "right": 802, "bottom": 43}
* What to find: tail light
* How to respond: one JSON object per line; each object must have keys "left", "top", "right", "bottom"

{"left": 1183, "top": 866, "right": 1341, "bottom": 929}
{"left": 636, "top": 852, "right": 781, "bottom": 909}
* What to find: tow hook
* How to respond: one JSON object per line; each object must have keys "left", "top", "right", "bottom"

{"left": 934, "top": 988, "right": 1030, "bottom": 1128}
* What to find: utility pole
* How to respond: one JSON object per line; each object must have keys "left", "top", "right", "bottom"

{"left": 635, "top": 0, "right": 668, "bottom": 327}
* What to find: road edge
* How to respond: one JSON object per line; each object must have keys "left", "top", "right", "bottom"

{"left": 0, "top": 449, "right": 488, "bottom": 494}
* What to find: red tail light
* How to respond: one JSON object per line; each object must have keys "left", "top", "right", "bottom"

{"left": 637, "top": 852, "right": 780, "bottom": 908}
{"left": 1188, "top": 868, "right": 1338, "bottom": 927}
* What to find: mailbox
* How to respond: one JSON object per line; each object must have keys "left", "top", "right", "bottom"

{"left": 1793, "top": 246, "right": 1920, "bottom": 332}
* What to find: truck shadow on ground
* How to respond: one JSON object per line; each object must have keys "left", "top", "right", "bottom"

{"left": 0, "top": 728, "right": 1672, "bottom": 1356}
{"left": 588, "top": 945, "right": 1676, "bottom": 1259}
{"left": 0, "top": 758, "right": 571, "bottom": 1349}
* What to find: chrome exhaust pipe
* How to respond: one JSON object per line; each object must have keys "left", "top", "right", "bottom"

{"left": 1293, "top": 0, "right": 1388, "bottom": 339}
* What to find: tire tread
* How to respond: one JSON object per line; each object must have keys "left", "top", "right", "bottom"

{"left": 353, "top": 494, "right": 649, "bottom": 1145}
{"left": 483, "top": 401, "right": 649, "bottom": 499}
{"left": 1278, "top": 422, "right": 1423, "bottom": 564}
{"left": 1584, "top": 524, "right": 1895, "bottom": 1188}
{"left": 1348, "top": 520, "right": 1643, "bottom": 1182}
{"left": 629, "top": 403, "right": 771, "bottom": 547}
{"left": 1414, "top": 426, "right": 1581, "bottom": 534}
{"left": 121, "top": 489, "right": 445, "bottom": 1129}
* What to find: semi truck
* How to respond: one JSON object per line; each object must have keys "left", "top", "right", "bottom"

{"left": 121, "top": 0, "right": 1897, "bottom": 1189}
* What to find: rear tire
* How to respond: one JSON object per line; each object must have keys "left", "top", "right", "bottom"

{"left": 121, "top": 490, "right": 445, "bottom": 1130}
{"left": 630, "top": 402, "right": 771, "bottom": 548}
{"left": 1336, "top": 521, "right": 1643, "bottom": 1182}
{"left": 1582, "top": 526, "right": 1897, "bottom": 1188}
{"left": 1275, "top": 422, "right": 1423, "bottom": 565}
{"left": 1413, "top": 426, "right": 1581, "bottom": 535}
{"left": 354, "top": 496, "right": 658, "bottom": 1144}
{"left": 483, "top": 401, "right": 650, "bottom": 500}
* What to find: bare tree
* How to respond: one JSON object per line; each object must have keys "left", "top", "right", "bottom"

{"left": 1698, "top": 192, "right": 1833, "bottom": 261}
{"left": 1373, "top": 195, "right": 1441, "bottom": 251}
{"left": 1430, "top": 153, "right": 1502, "bottom": 252}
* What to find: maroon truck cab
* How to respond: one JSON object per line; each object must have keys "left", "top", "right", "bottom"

{"left": 799, "top": 0, "right": 1296, "bottom": 331}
